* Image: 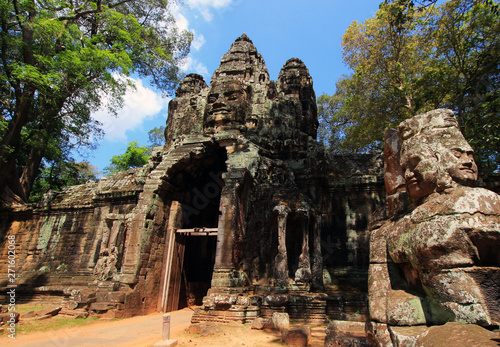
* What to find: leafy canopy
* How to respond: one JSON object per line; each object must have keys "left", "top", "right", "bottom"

{"left": 29, "top": 161, "right": 100, "bottom": 202}
{"left": 0, "top": 0, "right": 192, "bottom": 202}
{"left": 319, "top": 0, "right": 500, "bottom": 172}
{"left": 104, "top": 141, "right": 150, "bottom": 175}
{"left": 148, "top": 126, "right": 166, "bottom": 148}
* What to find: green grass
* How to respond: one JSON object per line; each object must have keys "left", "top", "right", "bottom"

{"left": 15, "top": 317, "right": 99, "bottom": 335}
{"left": 15, "top": 305, "right": 45, "bottom": 314}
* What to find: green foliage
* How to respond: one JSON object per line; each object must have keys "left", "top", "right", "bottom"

{"left": 428, "top": 0, "right": 500, "bottom": 172}
{"left": 29, "top": 161, "right": 99, "bottom": 202}
{"left": 317, "top": 91, "right": 354, "bottom": 153}
{"left": 104, "top": 141, "right": 150, "bottom": 175}
{"left": 0, "top": 0, "right": 192, "bottom": 201}
{"left": 148, "top": 125, "right": 166, "bottom": 148}
{"left": 320, "top": 0, "right": 500, "bottom": 171}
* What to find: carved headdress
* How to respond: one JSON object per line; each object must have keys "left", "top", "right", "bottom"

{"left": 397, "top": 109, "right": 477, "bottom": 195}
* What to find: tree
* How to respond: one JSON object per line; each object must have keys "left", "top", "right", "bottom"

{"left": 317, "top": 90, "right": 355, "bottom": 153}
{"left": 148, "top": 125, "right": 166, "bottom": 148}
{"left": 320, "top": 0, "right": 500, "bottom": 171}
{"left": 104, "top": 141, "right": 150, "bottom": 175}
{"left": 29, "top": 161, "right": 99, "bottom": 202}
{"left": 0, "top": 0, "right": 192, "bottom": 203}
{"left": 321, "top": 0, "right": 435, "bottom": 153}
{"left": 428, "top": 0, "right": 500, "bottom": 172}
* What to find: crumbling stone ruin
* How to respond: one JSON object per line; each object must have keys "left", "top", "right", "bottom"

{"left": 0, "top": 34, "right": 383, "bottom": 323}
{"left": 1, "top": 35, "right": 498, "bottom": 345}
{"left": 367, "top": 109, "right": 500, "bottom": 345}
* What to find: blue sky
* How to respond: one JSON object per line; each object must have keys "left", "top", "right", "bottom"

{"left": 81, "top": 0, "right": 383, "bottom": 173}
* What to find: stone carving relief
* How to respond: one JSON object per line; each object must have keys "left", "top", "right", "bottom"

{"left": 94, "top": 247, "right": 118, "bottom": 281}
{"left": 93, "top": 213, "right": 128, "bottom": 281}
{"left": 203, "top": 79, "right": 251, "bottom": 133}
{"left": 369, "top": 109, "right": 500, "bottom": 344}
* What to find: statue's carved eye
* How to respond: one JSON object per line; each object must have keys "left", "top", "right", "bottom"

{"left": 226, "top": 91, "right": 241, "bottom": 101}
{"left": 452, "top": 150, "right": 462, "bottom": 159}
{"left": 207, "top": 94, "right": 218, "bottom": 103}
{"left": 408, "top": 155, "right": 421, "bottom": 170}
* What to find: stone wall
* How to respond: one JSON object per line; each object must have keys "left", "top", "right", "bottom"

{"left": 0, "top": 170, "right": 144, "bottom": 311}
{"left": 0, "top": 35, "right": 386, "bottom": 322}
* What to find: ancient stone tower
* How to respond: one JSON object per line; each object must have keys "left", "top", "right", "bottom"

{"left": 0, "top": 35, "right": 384, "bottom": 322}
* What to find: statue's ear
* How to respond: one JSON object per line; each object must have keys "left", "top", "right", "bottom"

{"left": 435, "top": 151, "right": 442, "bottom": 162}
{"left": 435, "top": 151, "right": 453, "bottom": 191}
{"left": 245, "top": 84, "right": 253, "bottom": 98}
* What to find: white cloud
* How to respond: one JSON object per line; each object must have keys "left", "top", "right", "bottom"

{"left": 183, "top": 0, "right": 233, "bottom": 23}
{"left": 92, "top": 77, "right": 168, "bottom": 142}
{"left": 180, "top": 56, "right": 209, "bottom": 77}
{"left": 174, "top": 11, "right": 189, "bottom": 32}
{"left": 200, "top": 8, "right": 213, "bottom": 21}
{"left": 192, "top": 34, "right": 206, "bottom": 51}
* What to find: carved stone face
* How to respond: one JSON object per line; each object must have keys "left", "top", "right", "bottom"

{"left": 441, "top": 139, "right": 478, "bottom": 185}
{"left": 401, "top": 146, "right": 438, "bottom": 200}
{"left": 204, "top": 80, "right": 249, "bottom": 130}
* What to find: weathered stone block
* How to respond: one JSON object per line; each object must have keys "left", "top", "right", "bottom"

{"left": 281, "top": 326, "right": 310, "bottom": 347}
{"left": 368, "top": 264, "right": 390, "bottom": 323}
{"left": 415, "top": 322, "right": 500, "bottom": 347}
{"left": 0, "top": 312, "right": 20, "bottom": 324}
{"left": 22, "top": 311, "right": 35, "bottom": 318}
{"left": 388, "top": 325, "right": 429, "bottom": 346}
{"left": 188, "top": 323, "right": 221, "bottom": 336}
{"left": 90, "top": 302, "right": 123, "bottom": 311}
{"left": 326, "top": 320, "right": 366, "bottom": 336}
{"left": 387, "top": 290, "right": 426, "bottom": 326}
{"left": 35, "top": 306, "right": 62, "bottom": 317}
{"left": 365, "top": 321, "right": 392, "bottom": 347}
{"left": 272, "top": 312, "right": 289, "bottom": 331}
{"left": 324, "top": 334, "right": 372, "bottom": 347}
{"left": 251, "top": 317, "right": 273, "bottom": 330}
{"left": 108, "top": 291, "right": 127, "bottom": 303}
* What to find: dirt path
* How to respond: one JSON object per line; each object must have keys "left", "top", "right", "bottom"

{"left": 3, "top": 308, "right": 194, "bottom": 347}
{"left": 2, "top": 308, "right": 327, "bottom": 347}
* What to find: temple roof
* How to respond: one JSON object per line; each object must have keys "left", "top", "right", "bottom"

{"left": 211, "top": 33, "right": 270, "bottom": 85}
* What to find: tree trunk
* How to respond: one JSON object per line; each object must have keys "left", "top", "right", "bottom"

{"left": 20, "top": 143, "right": 45, "bottom": 199}
{"left": 0, "top": 0, "right": 37, "bottom": 203}
{"left": 1, "top": 159, "right": 27, "bottom": 203}
{"left": 0, "top": 91, "right": 34, "bottom": 203}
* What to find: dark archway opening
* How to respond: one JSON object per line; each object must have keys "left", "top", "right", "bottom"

{"left": 286, "top": 213, "right": 303, "bottom": 279}
{"left": 165, "top": 142, "right": 227, "bottom": 310}
{"left": 178, "top": 235, "right": 217, "bottom": 307}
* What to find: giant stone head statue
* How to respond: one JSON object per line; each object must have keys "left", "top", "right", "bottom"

{"left": 397, "top": 109, "right": 478, "bottom": 201}
{"left": 203, "top": 79, "right": 251, "bottom": 133}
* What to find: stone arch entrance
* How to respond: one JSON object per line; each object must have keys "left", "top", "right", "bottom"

{"left": 159, "top": 142, "right": 227, "bottom": 312}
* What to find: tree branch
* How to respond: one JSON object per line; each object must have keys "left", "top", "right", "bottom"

{"left": 55, "top": 0, "right": 133, "bottom": 21}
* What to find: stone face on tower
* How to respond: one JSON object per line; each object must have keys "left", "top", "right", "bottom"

{"left": 164, "top": 73, "right": 207, "bottom": 148}
{"left": 278, "top": 58, "right": 318, "bottom": 138}
{"left": 165, "top": 34, "right": 320, "bottom": 158}
{"left": 0, "top": 35, "right": 385, "bottom": 328}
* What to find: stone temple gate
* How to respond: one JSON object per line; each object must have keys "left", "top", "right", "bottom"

{"left": 2, "top": 34, "right": 500, "bottom": 346}
{"left": 0, "top": 34, "right": 386, "bottom": 322}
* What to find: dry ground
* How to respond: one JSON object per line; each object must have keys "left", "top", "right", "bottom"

{"left": 175, "top": 322, "right": 327, "bottom": 347}
{"left": 0, "top": 303, "right": 327, "bottom": 346}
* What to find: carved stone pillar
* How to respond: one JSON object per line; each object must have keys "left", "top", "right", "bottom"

{"left": 212, "top": 169, "right": 245, "bottom": 288}
{"left": 274, "top": 203, "right": 291, "bottom": 286}
{"left": 295, "top": 208, "right": 312, "bottom": 283}
{"left": 311, "top": 214, "right": 323, "bottom": 290}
